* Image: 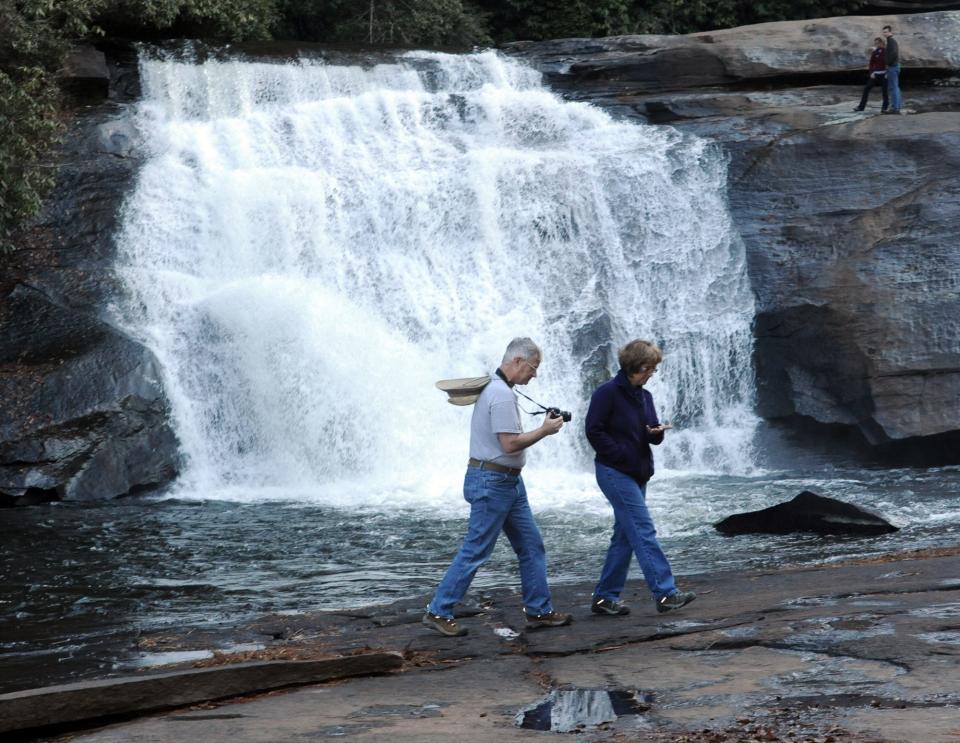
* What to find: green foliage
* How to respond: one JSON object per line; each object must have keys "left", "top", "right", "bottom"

{"left": 0, "top": 0, "right": 71, "bottom": 250}
{"left": 0, "top": 0, "right": 278, "bottom": 250}
{"left": 95, "top": 0, "right": 277, "bottom": 40}
{"left": 0, "top": 66, "right": 61, "bottom": 250}
{"left": 483, "top": 0, "right": 632, "bottom": 43}
{"left": 631, "top": 0, "right": 866, "bottom": 35}
{"left": 275, "top": 0, "right": 490, "bottom": 48}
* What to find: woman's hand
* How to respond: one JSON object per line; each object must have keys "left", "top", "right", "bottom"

{"left": 646, "top": 424, "right": 673, "bottom": 435}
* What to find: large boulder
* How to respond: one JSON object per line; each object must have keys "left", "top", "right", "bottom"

{"left": 505, "top": 12, "right": 960, "bottom": 456}
{"left": 0, "top": 284, "right": 179, "bottom": 503}
{"left": 714, "top": 490, "right": 899, "bottom": 535}
{"left": 506, "top": 12, "right": 960, "bottom": 91}
{"left": 739, "top": 113, "right": 960, "bottom": 446}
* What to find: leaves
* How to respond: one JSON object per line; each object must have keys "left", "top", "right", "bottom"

{"left": 0, "top": 0, "right": 284, "bottom": 251}
{"left": 275, "top": 0, "right": 491, "bottom": 47}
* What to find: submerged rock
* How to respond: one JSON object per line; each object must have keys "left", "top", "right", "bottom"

{"left": 714, "top": 491, "right": 899, "bottom": 536}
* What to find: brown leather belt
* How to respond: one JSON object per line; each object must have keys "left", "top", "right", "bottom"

{"left": 468, "top": 458, "right": 522, "bottom": 476}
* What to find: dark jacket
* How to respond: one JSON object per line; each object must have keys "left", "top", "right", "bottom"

{"left": 885, "top": 36, "right": 899, "bottom": 66}
{"left": 585, "top": 370, "right": 664, "bottom": 483}
{"left": 868, "top": 47, "right": 886, "bottom": 74}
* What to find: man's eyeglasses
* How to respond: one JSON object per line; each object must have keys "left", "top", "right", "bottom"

{"left": 522, "top": 359, "right": 539, "bottom": 374}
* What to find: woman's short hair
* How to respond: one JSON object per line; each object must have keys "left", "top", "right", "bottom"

{"left": 875, "top": 37, "right": 885, "bottom": 46}
{"left": 618, "top": 340, "right": 662, "bottom": 375}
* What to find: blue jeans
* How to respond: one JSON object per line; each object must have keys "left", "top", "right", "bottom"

{"left": 427, "top": 468, "right": 553, "bottom": 619}
{"left": 887, "top": 64, "right": 901, "bottom": 112}
{"left": 593, "top": 462, "right": 677, "bottom": 601}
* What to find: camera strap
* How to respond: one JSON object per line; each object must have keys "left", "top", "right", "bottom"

{"left": 514, "top": 387, "right": 553, "bottom": 416}
{"left": 496, "top": 368, "right": 551, "bottom": 417}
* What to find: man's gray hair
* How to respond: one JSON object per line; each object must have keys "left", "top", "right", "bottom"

{"left": 502, "top": 337, "right": 541, "bottom": 364}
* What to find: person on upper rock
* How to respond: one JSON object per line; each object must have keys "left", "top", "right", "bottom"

{"left": 881, "top": 24, "right": 902, "bottom": 114}
{"left": 853, "top": 37, "right": 888, "bottom": 113}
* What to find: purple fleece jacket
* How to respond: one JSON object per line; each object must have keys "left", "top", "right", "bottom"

{"left": 584, "top": 369, "right": 664, "bottom": 484}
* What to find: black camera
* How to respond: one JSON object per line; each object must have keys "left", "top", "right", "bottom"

{"left": 547, "top": 407, "right": 572, "bottom": 422}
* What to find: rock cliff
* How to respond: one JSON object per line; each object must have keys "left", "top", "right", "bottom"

{"left": 506, "top": 11, "right": 960, "bottom": 455}
{"left": 0, "top": 47, "right": 180, "bottom": 505}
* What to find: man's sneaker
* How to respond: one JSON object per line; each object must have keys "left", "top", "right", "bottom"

{"left": 591, "top": 596, "right": 631, "bottom": 616}
{"left": 422, "top": 611, "right": 468, "bottom": 637}
{"left": 655, "top": 590, "right": 697, "bottom": 614}
{"left": 523, "top": 610, "right": 572, "bottom": 629}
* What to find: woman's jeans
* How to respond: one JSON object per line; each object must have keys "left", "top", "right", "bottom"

{"left": 428, "top": 467, "right": 553, "bottom": 619}
{"left": 594, "top": 462, "right": 677, "bottom": 601}
{"left": 857, "top": 74, "right": 888, "bottom": 111}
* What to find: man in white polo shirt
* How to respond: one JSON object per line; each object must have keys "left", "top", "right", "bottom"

{"left": 423, "top": 337, "right": 571, "bottom": 637}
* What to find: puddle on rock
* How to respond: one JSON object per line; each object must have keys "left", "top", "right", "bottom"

{"left": 768, "top": 650, "right": 902, "bottom": 696}
{"left": 516, "top": 688, "right": 652, "bottom": 733}
{"left": 915, "top": 631, "right": 960, "bottom": 646}
{"left": 659, "top": 619, "right": 712, "bottom": 631}
{"left": 721, "top": 626, "right": 759, "bottom": 638}
{"left": 493, "top": 626, "right": 521, "bottom": 640}
{"left": 783, "top": 596, "right": 839, "bottom": 608}
{"left": 124, "top": 642, "right": 266, "bottom": 670}
{"left": 785, "top": 615, "right": 895, "bottom": 647}
{"left": 126, "top": 649, "right": 214, "bottom": 668}
{"left": 350, "top": 703, "right": 446, "bottom": 719}
{"left": 908, "top": 602, "right": 960, "bottom": 619}
{"left": 849, "top": 599, "right": 899, "bottom": 608}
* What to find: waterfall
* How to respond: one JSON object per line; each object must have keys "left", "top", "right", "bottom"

{"left": 116, "top": 49, "right": 757, "bottom": 505}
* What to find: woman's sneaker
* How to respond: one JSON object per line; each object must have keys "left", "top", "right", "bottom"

{"left": 523, "top": 610, "right": 572, "bottom": 629}
{"left": 591, "top": 596, "right": 631, "bottom": 616}
{"left": 422, "top": 611, "right": 468, "bottom": 637}
{"left": 655, "top": 590, "right": 697, "bottom": 614}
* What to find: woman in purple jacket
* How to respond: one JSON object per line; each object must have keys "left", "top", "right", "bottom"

{"left": 853, "top": 37, "right": 888, "bottom": 113}
{"left": 584, "top": 339, "right": 696, "bottom": 615}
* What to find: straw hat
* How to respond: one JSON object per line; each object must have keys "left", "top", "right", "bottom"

{"left": 435, "top": 375, "right": 491, "bottom": 406}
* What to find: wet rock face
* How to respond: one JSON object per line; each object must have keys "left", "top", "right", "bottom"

{"left": 732, "top": 114, "right": 960, "bottom": 447}
{"left": 506, "top": 12, "right": 960, "bottom": 456}
{"left": 0, "top": 292, "right": 180, "bottom": 503}
{"left": 714, "top": 490, "right": 899, "bottom": 535}
{"left": 0, "top": 46, "right": 180, "bottom": 505}
{"left": 60, "top": 45, "right": 110, "bottom": 103}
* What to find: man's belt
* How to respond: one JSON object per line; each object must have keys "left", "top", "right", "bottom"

{"left": 467, "top": 458, "right": 522, "bottom": 476}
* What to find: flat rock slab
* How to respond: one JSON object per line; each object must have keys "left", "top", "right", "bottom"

{"left": 39, "top": 551, "right": 960, "bottom": 742}
{"left": 0, "top": 653, "right": 402, "bottom": 738}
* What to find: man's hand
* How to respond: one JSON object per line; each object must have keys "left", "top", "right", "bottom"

{"left": 497, "top": 416, "right": 563, "bottom": 454}
{"left": 541, "top": 414, "right": 564, "bottom": 436}
{"left": 646, "top": 424, "right": 673, "bottom": 435}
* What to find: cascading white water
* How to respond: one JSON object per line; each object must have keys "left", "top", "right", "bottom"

{"left": 116, "top": 49, "right": 757, "bottom": 507}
